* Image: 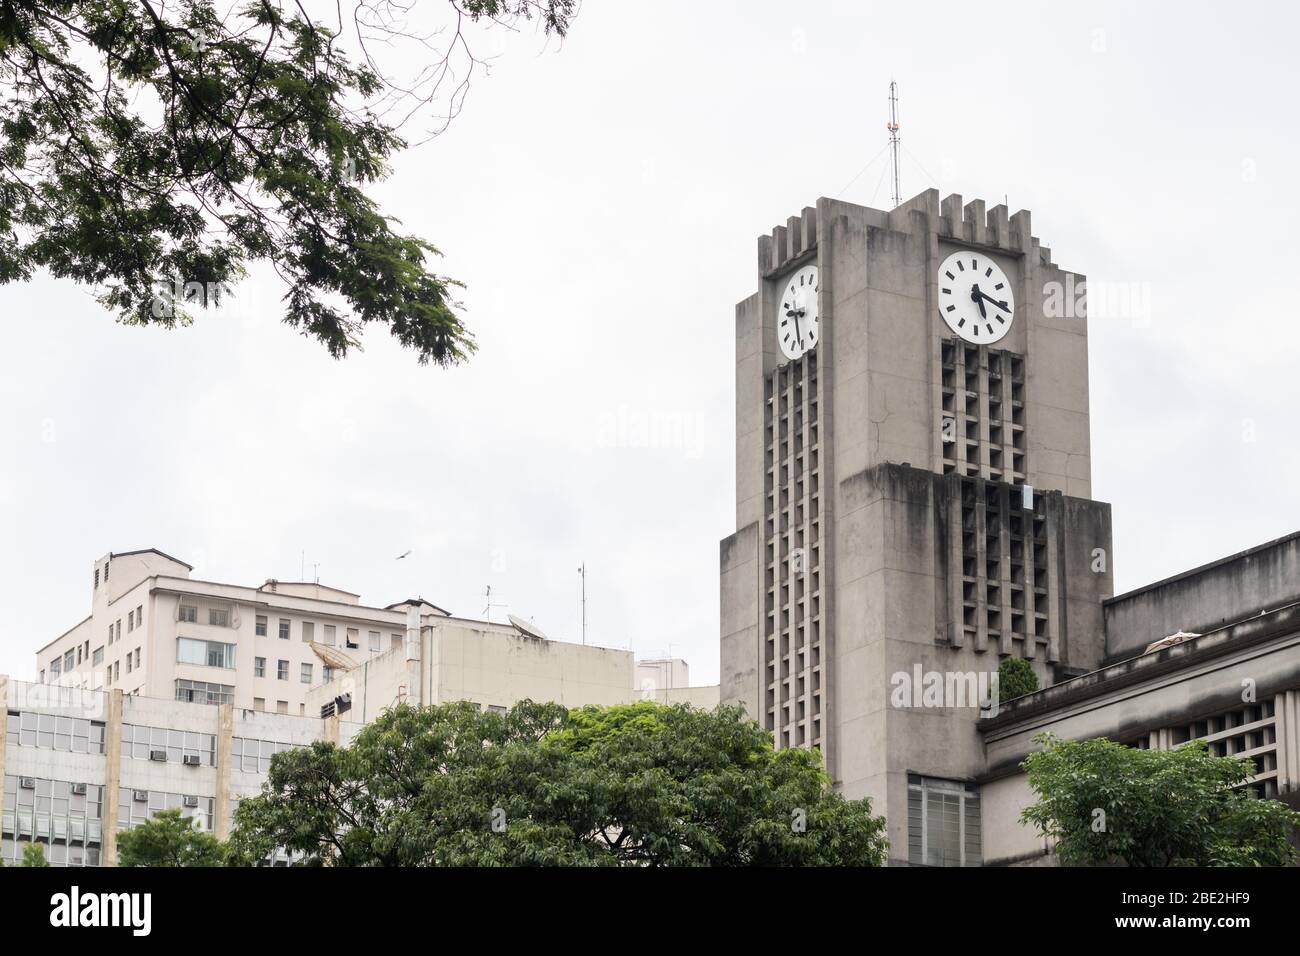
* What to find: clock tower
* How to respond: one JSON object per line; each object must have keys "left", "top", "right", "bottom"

{"left": 719, "top": 189, "right": 1114, "bottom": 863}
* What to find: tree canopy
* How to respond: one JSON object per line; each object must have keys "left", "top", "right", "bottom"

{"left": 1021, "top": 733, "right": 1300, "bottom": 867}
{"left": 117, "top": 807, "right": 227, "bottom": 866}
{"left": 0, "top": 0, "right": 577, "bottom": 362}
{"left": 228, "top": 699, "right": 890, "bottom": 866}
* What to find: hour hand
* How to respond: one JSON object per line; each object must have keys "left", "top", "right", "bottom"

{"left": 975, "top": 288, "right": 1010, "bottom": 312}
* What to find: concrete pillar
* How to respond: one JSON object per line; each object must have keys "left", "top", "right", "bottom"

{"left": 214, "top": 703, "right": 234, "bottom": 839}
{"left": 101, "top": 689, "right": 124, "bottom": 866}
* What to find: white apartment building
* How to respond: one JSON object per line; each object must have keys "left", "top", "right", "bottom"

{"left": 38, "top": 549, "right": 456, "bottom": 717}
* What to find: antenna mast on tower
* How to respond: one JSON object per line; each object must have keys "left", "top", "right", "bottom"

{"left": 887, "top": 81, "right": 902, "bottom": 208}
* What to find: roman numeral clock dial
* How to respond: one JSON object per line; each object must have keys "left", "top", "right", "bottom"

{"left": 777, "top": 264, "right": 819, "bottom": 360}
{"left": 937, "top": 251, "right": 1015, "bottom": 345}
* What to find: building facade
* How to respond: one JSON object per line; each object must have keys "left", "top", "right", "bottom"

{"left": 719, "top": 189, "right": 1300, "bottom": 865}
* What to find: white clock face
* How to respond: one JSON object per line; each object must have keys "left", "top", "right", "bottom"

{"left": 937, "top": 251, "right": 1015, "bottom": 344}
{"left": 777, "top": 265, "right": 819, "bottom": 360}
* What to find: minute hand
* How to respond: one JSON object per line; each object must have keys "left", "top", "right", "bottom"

{"left": 975, "top": 290, "right": 1011, "bottom": 312}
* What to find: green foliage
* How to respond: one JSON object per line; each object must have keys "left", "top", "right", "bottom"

{"left": 117, "top": 808, "right": 227, "bottom": 866}
{"left": 229, "top": 699, "right": 889, "bottom": 866}
{"left": 20, "top": 842, "right": 50, "bottom": 866}
{"left": 0, "top": 0, "right": 576, "bottom": 362}
{"left": 1021, "top": 733, "right": 1300, "bottom": 867}
{"left": 996, "top": 657, "right": 1039, "bottom": 702}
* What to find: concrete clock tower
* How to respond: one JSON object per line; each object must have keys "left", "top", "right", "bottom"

{"left": 719, "top": 189, "right": 1114, "bottom": 863}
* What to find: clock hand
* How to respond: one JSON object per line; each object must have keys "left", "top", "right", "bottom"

{"left": 971, "top": 285, "right": 987, "bottom": 320}
{"left": 974, "top": 289, "right": 1011, "bottom": 312}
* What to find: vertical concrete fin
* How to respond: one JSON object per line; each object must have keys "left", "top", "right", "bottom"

{"left": 1010, "top": 209, "right": 1033, "bottom": 253}
{"left": 758, "top": 233, "right": 774, "bottom": 274}
{"left": 800, "top": 206, "right": 818, "bottom": 253}
{"left": 963, "top": 199, "right": 987, "bottom": 246}
{"left": 215, "top": 702, "right": 234, "bottom": 840}
{"left": 102, "top": 688, "right": 123, "bottom": 866}
{"left": 771, "top": 225, "right": 788, "bottom": 270}
{"left": 941, "top": 194, "right": 963, "bottom": 238}
{"left": 786, "top": 216, "right": 803, "bottom": 258}
{"left": 888, "top": 188, "right": 939, "bottom": 234}
{"left": 987, "top": 204, "right": 1010, "bottom": 249}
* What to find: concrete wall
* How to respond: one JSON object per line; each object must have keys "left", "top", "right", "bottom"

{"left": 1105, "top": 531, "right": 1300, "bottom": 660}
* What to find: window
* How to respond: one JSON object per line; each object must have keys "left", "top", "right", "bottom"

{"left": 277, "top": 700, "right": 289, "bottom": 714}
{"left": 125, "top": 653, "right": 132, "bottom": 674}
{"left": 63, "top": 650, "right": 74, "bottom": 671}
{"left": 94, "top": 568, "right": 99, "bottom": 589}
{"left": 232, "top": 736, "right": 299, "bottom": 774}
{"left": 50, "top": 658, "right": 62, "bottom": 677}
{"left": 276, "top": 660, "right": 289, "bottom": 681}
{"left": 76, "top": 645, "right": 82, "bottom": 665}
{"left": 127, "top": 610, "right": 134, "bottom": 632}
{"left": 179, "top": 604, "right": 198, "bottom": 623}
{"left": 114, "top": 620, "right": 120, "bottom": 642}
{"left": 278, "top": 619, "right": 290, "bottom": 640}
{"left": 254, "top": 657, "right": 266, "bottom": 678}
{"left": 92, "top": 646, "right": 103, "bottom": 666}
{"left": 176, "top": 637, "right": 236, "bottom": 669}
{"left": 117, "top": 788, "right": 213, "bottom": 834}
{"left": 301, "top": 622, "right": 315, "bottom": 643}
{"left": 134, "top": 648, "right": 140, "bottom": 669}
{"left": 369, "top": 631, "right": 381, "bottom": 652}
{"left": 907, "top": 775, "right": 981, "bottom": 867}
{"left": 107, "top": 625, "right": 114, "bottom": 646}
{"left": 345, "top": 628, "right": 359, "bottom": 649}
{"left": 120, "top": 724, "right": 214, "bottom": 765}
{"left": 136, "top": 605, "right": 142, "bottom": 626}
{"left": 208, "top": 608, "right": 229, "bottom": 627}
{"left": 113, "top": 661, "right": 119, "bottom": 682}
{"left": 254, "top": 697, "right": 265, "bottom": 712}
{"left": 7, "top": 712, "right": 106, "bottom": 754}
{"left": 300, "top": 663, "right": 313, "bottom": 684}
{"left": 174, "top": 679, "right": 234, "bottom": 706}
{"left": 391, "top": 633, "right": 402, "bottom": 650}
{"left": 323, "top": 625, "right": 336, "bottom": 646}
{"left": 323, "top": 665, "right": 335, "bottom": 683}
{"left": 255, "top": 615, "right": 267, "bottom": 636}
{"left": 488, "top": 705, "right": 507, "bottom": 715}
{"left": 3, "top": 775, "right": 104, "bottom": 867}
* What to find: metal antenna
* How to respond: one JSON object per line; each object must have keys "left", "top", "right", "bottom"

{"left": 577, "top": 564, "right": 586, "bottom": 645}
{"left": 887, "top": 81, "right": 902, "bottom": 208}
{"left": 483, "top": 584, "right": 505, "bottom": 621}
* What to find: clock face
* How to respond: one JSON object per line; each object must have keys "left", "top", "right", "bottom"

{"left": 937, "top": 251, "right": 1015, "bottom": 344}
{"left": 777, "top": 265, "right": 819, "bottom": 360}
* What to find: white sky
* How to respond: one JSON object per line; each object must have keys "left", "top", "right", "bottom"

{"left": 3, "top": 1, "right": 1300, "bottom": 684}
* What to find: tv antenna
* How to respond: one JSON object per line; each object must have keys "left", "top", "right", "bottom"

{"left": 483, "top": 585, "right": 506, "bottom": 621}
{"left": 887, "top": 81, "right": 902, "bottom": 208}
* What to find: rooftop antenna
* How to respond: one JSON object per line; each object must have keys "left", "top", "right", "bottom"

{"left": 887, "top": 80, "right": 902, "bottom": 208}
{"left": 483, "top": 584, "right": 505, "bottom": 621}
{"left": 577, "top": 563, "right": 586, "bottom": 645}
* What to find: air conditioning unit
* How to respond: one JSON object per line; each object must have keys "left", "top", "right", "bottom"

{"left": 335, "top": 692, "right": 352, "bottom": 714}
{"left": 181, "top": 795, "right": 200, "bottom": 808}
{"left": 182, "top": 754, "right": 201, "bottom": 766}
{"left": 132, "top": 790, "right": 148, "bottom": 802}
{"left": 19, "top": 777, "right": 36, "bottom": 790}
{"left": 71, "top": 783, "right": 88, "bottom": 796}
{"left": 320, "top": 701, "right": 336, "bottom": 719}
{"left": 149, "top": 749, "right": 167, "bottom": 762}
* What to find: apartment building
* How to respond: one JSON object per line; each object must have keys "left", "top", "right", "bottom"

{"left": 37, "top": 549, "right": 451, "bottom": 717}
{"left": 0, "top": 676, "right": 364, "bottom": 866}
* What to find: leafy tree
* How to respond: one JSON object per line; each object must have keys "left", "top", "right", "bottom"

{"left": 20, "top": 842, "right": 50, "bottom": 866}
{"left": 1021, "top": 733, "right": 1300, "bottom": 867}
{"left": 996, "top": 656, "right": 1039, "bottom": 702}
{"left": 0, "top": 0, "right": 577, "bottom": 363}
{"left": 116, "top": 808, "right": 227, "bottom": 866}
{"left": 229, "top": 700, "right": 889, "bottom": 866}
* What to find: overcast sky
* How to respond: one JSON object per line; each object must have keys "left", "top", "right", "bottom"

{"left": 3, "top": 1, "right": 1299, "bottom": 684}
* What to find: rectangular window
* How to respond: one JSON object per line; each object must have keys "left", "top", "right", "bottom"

{"left": 127, "top": 611, "right": 134, "bottom": 632}
{"left": 301, "top": 621, "right": 314, "bottom": 643}
{"left": 115, "top": 620, "right": 121, "bottom": 642}
{"left": 179, "top": 605, "right": 197, "bottom": 623}
{"left": 93, "top": 646, "right": 104, "bottom": 666}
{"left": 126, "top": 653, "right": 132, "bottom": 674}
{"left": 907, "top": 775, "right": 981, "bottom": 867}
{"left": 174, "top": 678, "right": 234, "bottom": 706}
{"left": 345, "top": 628, "right": 359, "bottom": 648}
{"left": 369, "top": 630, "right": 381, "bottom": 652}
{"left": 301, "top": 663, "right": 313, "bottom": 684}
{"left": 255, "top": 615, "right": 267, "bottom": 636}
{"left": 136, "top": 604, "right": 143, "bottom": 626}
{"left": 108, "top": 625, "right": 114, "bottom": 645}
{"left": 176, "top": 637, "right": 236, "bottom": 669}
{"left": 323, "top": 665, "right": 335, "bottom": 683}
{"left": 76, "top": 645, "right": 83, "bottom": 665}
{"left": 135, "top": 648, "right": 140, "bottom": 669}
{"left": 276, "top": 660, "right": 289, "bottom": 681}
{"left": 391, "top": 633, "right": 402, "bottom": 650}
{"left": 64, "top": 650, "right": 74, "bottom": 671}
{"left": 208, "top": 608, "right": 229, "bottom": 627}
{"left": 254, "top": 697, "right": 265, "bottom": 712}
{"left": 278, "top": 619, "right": 290, "bottom": 641}
{"left": 254, "top": 657, "right": 266, "bottom": 678}
{"left": 323, "top": 625, "right": 336, "bottom": 646}
{"left": 276, "top": 701, "right": 289, "bottom": 715}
